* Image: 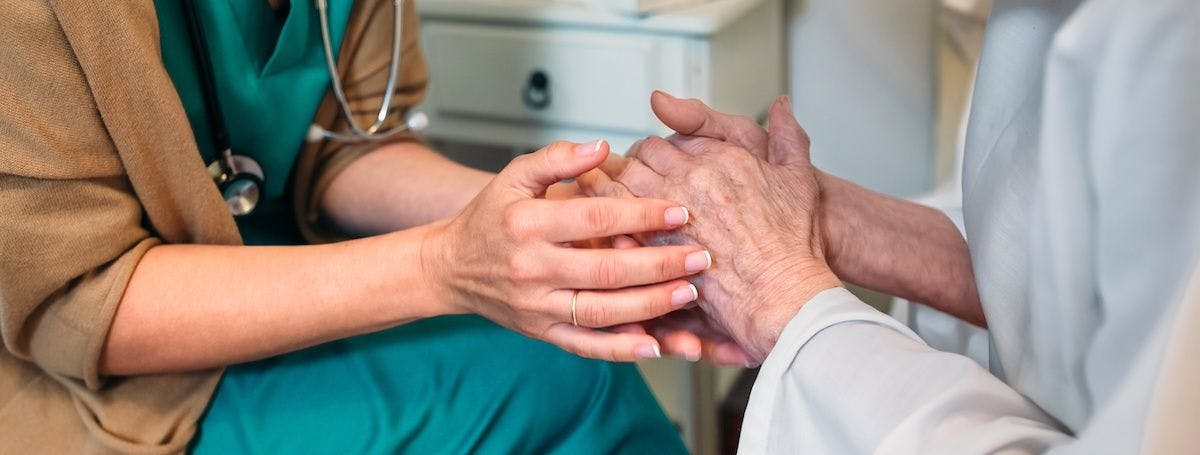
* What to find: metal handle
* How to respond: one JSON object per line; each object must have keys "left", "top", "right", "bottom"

{"left": 523, "top": 69, "right": 551, "bottom": 110}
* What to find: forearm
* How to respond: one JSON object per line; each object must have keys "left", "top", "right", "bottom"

{"left": 101, "top": 224, "right": 454, "bottom": 375}
{"left": 322, "top": 141, "right": 494, "bottom": 236}
{"left": 819, "top": 172, "right": 984, "bottom": 327}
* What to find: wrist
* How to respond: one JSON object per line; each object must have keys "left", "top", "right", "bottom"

{"left": 417, "top": 219, "right": 469, "bottom": 317}
{"left": 744, "top": 263, "right": 842, "bottom": 360}
{"left": 816, "top": 171, "right": 853, "bottom": 275}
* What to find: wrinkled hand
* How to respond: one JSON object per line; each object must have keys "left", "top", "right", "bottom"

{"left": 424, "top": 140, "right": 711, "bottom": 362}
{"left": 616, "top": 93, "right": 843, "bottom": 363}
{"left": 558, "top": 164, "right": 752, "bottom": 366}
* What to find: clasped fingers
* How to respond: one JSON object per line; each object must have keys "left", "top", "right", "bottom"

{"left": 503, "top": 197, "right": 691, "bottom": 243}
{"left": 535, "top": 279, "right": 700, "bottom": 362}
{"left": 547, "top": 246, "right": 711, "bottom": 290}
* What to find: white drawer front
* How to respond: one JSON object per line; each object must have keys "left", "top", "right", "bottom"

{"left": 423, "top": 23, "right": 663, "bottom": 134}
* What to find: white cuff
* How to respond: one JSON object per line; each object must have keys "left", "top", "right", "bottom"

{"left": 739, "top": 287, "right": 924, "bottom": 453}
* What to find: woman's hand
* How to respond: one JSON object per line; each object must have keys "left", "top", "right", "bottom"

{"left": 422, "top": 140, "right": 711, "bottom": 362}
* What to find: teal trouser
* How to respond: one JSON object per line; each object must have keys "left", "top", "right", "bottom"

{"left": 191, "top": 315, "right": 687, "bottom": 454}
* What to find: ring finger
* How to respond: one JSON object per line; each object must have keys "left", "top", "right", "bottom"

{"left": 554, "top": 279, "right": 698, "bottom": 329}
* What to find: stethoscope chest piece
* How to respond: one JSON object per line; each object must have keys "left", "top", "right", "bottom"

{"left": 187, "top": 0, "right": 415, "bottom": 216}
{"left": 208, "top": 149, "right": 265, "bottom": 216}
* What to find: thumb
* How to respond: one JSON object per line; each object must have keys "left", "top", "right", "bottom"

{"left": 501, "top": 140, "right": 610, "bottom": 197}
{"left": 766, "top": 95, "right": 811, "bottom": 166}
{"left": 651, "top": 91, "right": 769, "bottom": 155}
{"left": 651, "top": 90, "right": 710, "bottom": 137}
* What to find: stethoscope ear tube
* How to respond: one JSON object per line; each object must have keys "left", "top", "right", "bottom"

{"left": 315, "top": 0, "right": 412, "bottom": 142}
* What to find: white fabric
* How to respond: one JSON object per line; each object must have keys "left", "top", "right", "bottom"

{"left": 741, "top": 0, "right": 1200, "bottom": 453}
{"left": 890, "top": 0, "right": 989, "bottom": 368}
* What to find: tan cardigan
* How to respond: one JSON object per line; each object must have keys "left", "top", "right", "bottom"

{"left": 0, "top": 0, "right": 426, "bottom": 452}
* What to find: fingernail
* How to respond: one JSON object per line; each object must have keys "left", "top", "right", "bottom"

{"left": 671, "top": 283, "right": 699, "bottom": 307}
{"left": 744, "top": 360, "right": 754, "bottom": 369}
{"left": 636, "top": 344, "right": 662, "bottom": 359}
{"left": 685, "top": 250, "right": 712, "bottom": 272}
{"left": 664, "top": 206, "right": 689, "bottom": 226}
{"left": 685, "top": 351, "right": 701, "bottom": 362}
{"left": 575, "top": 140, "right": 603, "bottom": 156}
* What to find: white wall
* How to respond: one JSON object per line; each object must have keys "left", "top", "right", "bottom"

{"left": 788, "top": 0, "right": 939, "bottom": 197}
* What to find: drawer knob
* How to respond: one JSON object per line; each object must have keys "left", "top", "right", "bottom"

{"left": 523, "top": 69, "right": 552, "bottom": 110}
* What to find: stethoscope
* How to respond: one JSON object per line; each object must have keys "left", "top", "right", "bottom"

{"left": 185, "top": 0, "right": 427, "bottom": 216}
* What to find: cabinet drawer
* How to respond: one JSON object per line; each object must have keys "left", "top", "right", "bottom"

{"left": 423, "top": 23, "right": 665, "bottom": 133}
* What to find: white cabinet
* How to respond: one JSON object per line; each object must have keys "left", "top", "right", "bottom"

{"left": 415, "top": 0, "right": 786, "bottom": 155}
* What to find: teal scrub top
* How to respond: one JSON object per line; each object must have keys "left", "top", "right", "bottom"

{"left": 153, "top": 0, "right": 353, "bottom": 245}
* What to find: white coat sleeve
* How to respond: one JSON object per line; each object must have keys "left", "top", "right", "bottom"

{"left": 738, "top": 289, "right": 1070, "bottom": 454}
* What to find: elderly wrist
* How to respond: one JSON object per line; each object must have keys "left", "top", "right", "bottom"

{"left": 744, "top": 264, "right": 842, "bottom": 360}
{"left": 816, "top": 171, "right": 852, "bottom": 274}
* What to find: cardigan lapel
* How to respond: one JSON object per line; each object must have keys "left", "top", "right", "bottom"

{"left": 49, "top": 0, "right": 241, "bottom": 246}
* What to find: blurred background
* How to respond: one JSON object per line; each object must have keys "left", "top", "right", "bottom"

{"left": 411, "top": 0, "right": 989, "bottom": 452}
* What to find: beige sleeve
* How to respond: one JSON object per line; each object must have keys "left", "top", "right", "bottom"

{"left": 0, "top": 0, "right": 165, "bottom": 389}
{"left": 0, "top": 176, "right": 158, "bottom": 390}
{"left": 293, "top": 0, "right": 430, "bottom": 244}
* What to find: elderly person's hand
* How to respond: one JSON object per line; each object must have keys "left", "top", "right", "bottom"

{"left": 615, "top": 94, "right": 843, "bottom": 363}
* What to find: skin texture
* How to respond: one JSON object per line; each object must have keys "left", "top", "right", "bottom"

{"left": 818, "top": 173, "right": 984, "bottom": 327}
{"left": 613, "top": 96, "right": 844, "bottom": 363}
{"left": 563, "top": 166, "right": 752, "bottom": 366}
{"left": 322, "top": 141, "right": 495, "bottom": 234}
{"left": 103, "top": 140, "right": 703, "bottom": 374}
{"left": 603, "top": 91, "right": 984, "bottom": 366}
{"left": 644, "top": 91, "right": 984, "bottom": 328}
{"left": 423, "top": 141, "right": 710, "bottom": 361}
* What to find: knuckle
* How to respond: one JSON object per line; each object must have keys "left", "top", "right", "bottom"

{"left": 541, "top": 148, "right": 563, "bottom": 180}
{"left": 641, "top": 203, "right": 660, "bottom": 229}
{"left": 583, "top": 204, "right": 617, "bottom": 235}
{"left": 643, "top": 287, "right": 673, "bottom": 316}
{"left": 717, "top": 151, "right": 754, "bottom": 177}
{"left": 602, "top": 348, "right": 622, "bottom": 362}
{"left": 580, "top": 299, "right": 611, "bottom": 328}
{"left": 659, "top": 253, "right": 681, "bottom": 280}
{"left": 507, "top": 250, "right": 544, "bottom": 284}
{"left": 547, "top": 140, "right": 575, "bottom": 160}
{"left": 506, "top": 153, "right": 535, "bottom": 174}
{"left": 640, "top": 137, "right": 671, "bottom": 159}
{"left": 501, "top": 204, "right": 536, "bottom": 239}
{"left": 592, "top": 255, "right": 626, "bottom": 288}
{"left": 599, "top": 182, "right": 631, "bottom": 198}
{"left": 715, "top": 147, "right": 742, "bottom": 164}
{"left": 626, "top": 139, "right": 646, "bottom": 159}
{"left": 688, "top": 165, "right": 719, "bottom": 183}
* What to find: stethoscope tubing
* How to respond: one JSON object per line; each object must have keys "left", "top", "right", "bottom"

{"left": 312, "top": 0, "right": 412, "bottom": 143}
{"left": 186, "top": 0, "right": 416, "bottom": 215}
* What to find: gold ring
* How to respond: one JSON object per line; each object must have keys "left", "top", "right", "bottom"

{"left": 571, "top": 290, "right": 581, "bottom": 327}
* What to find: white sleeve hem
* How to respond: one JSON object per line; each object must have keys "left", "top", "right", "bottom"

{"left": 739, "top": 287, "right": 925, "bottom": 453}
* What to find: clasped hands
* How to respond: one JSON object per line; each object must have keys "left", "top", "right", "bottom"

{"left": 423, "top": 92, "right": 841, "bottom": 366}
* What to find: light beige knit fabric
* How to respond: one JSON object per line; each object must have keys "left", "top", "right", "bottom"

{"left": 0, "top": 0, "right": 426, "bottom": 452}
